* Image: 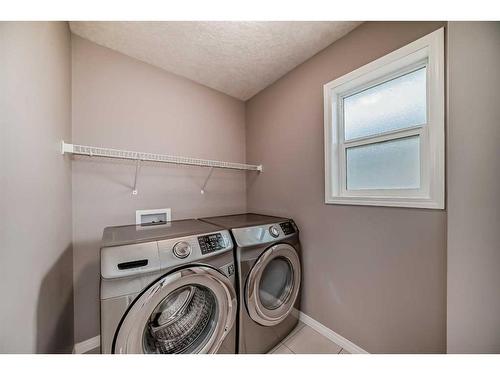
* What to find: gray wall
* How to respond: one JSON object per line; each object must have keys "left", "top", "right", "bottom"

{"left": 246, "top": 21, "right": 447, "bottom": 353}
{"left": 447, "top": 21, "right": 500, "bottom": 354}
{"left": 0, "top": 22, "right": 73, "bottom": 353}
{"left": 2, "top": 21, "right": 497, "bottom": 354}
{"left": 71, "top": 35, "right": 247, "bottom": 342}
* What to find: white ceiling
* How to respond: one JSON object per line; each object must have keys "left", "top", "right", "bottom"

{"left": 69, "top": 21, "right": 362, "bottom": 100}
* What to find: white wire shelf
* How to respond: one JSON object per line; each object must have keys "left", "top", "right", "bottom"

{"left": 61, "top": 141, "right": 262, "bottom": 172}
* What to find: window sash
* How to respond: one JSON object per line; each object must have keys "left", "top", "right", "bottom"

{"left": 335, "top": 62, "right": 429, "bottom": 198}
{"left": 339, "top": 59, "right": 429, "bottom": 145}
{"left": 323, "top": 27, "right": 444, "bottom": 209}
{"left": 339, "top": 127, "right": 429, "bottom": 198}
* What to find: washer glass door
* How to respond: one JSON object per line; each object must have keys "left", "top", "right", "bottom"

{"left": 246, "top": 243, "right": 301, "bottom": 326}
{"left": 114, "top": 266, "right": 236, "bottom": 354}
{"left": 143, "top": 284, "right": 217, "bottom": 353}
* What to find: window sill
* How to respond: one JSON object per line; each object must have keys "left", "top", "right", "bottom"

{"left": 325, "top": 196, "right": 444, "bottom": 209}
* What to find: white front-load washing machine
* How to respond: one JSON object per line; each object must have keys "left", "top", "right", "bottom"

{"left": 100, "top": 219, "right": 237, "bottom": 354}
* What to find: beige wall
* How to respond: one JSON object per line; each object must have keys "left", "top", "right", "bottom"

{"left": 71, "top": 35, "right": 247, "bottom": 342}
{"left": 0, "top": 22, "right": 73, "bottom": 353}
{"left": 246, "top": 22, "right": 447, "bottom": 353}
{"left": 3, "top": 21, "right": 496, "bottom": 353}
{"left": 447, "top": 21, "right": 500, "bottom": 353}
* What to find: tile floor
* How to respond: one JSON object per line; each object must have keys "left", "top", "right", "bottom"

{"left": 86, "top": 322, "right": 352, "bottom": 354}
{"left": 268, "top": 322, "right": 351, "bottom": 354}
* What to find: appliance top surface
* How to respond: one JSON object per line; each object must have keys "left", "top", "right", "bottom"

{"left": 101, "top": 219, "right": 223, "bottom": 247}
{"left": 200, "top": 213, "right": 289, "bottom": 229}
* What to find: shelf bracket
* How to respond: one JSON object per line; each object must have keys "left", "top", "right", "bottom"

{"left": 132, "top": 159, "right": 141, "bottom": 195}
{"left": 200, "top": 167, "right": 214, "bottom": 195}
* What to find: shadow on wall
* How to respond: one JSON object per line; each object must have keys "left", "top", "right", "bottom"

{"left": 36, "top": 245, "right": 74, "bottom": 353}
{"left": 73, "top": 239, "right": 102, "bottom": 344}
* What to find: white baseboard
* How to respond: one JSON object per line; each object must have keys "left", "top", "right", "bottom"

{"left": 73, "top": 335, "right": 100, "bottom": 354}
{"left": 298, "top": 312, "right": 369, "bottom": 354}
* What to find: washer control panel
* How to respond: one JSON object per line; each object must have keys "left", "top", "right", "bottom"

{"left": 101, "top": 230, "right": 233, "bottom": 279}
{"left": 157, "top": 230, "right": 233, "bottom": 269}
{"left": 198, "top": 233, "right": 226, "bottom": 255}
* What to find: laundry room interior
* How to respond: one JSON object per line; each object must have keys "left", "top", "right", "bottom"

{"left": 1, "top": 15, "right": 500, "bottom": 359}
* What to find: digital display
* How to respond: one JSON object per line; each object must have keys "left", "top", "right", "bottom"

{"left": 279, "top": 221, "right": 296, "bottom": 235}
{"left": 198, "top": 233, "right": 225, "bottom": 255}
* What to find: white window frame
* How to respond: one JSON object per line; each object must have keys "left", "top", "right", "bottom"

{"left": 323, "top": 28, "right": 445, "bottom": 209}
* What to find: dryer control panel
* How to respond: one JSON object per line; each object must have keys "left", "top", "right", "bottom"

{"left": 279, "top": 221, "right": 296, "bottom": 235}
{"left": 231, "top": 220, "right": 298, "bottom": 247}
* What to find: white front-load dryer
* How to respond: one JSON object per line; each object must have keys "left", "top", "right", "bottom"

{"left": 200, "top": 213, "right": 302, "bottom": 354}
{"left": 99, "top": 219, "right": 237, "bottom": 354}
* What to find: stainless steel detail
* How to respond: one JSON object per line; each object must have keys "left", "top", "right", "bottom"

{"left": 173, "top": 241, "right": 191, "bottom": 259}
{"left": 269, "top": 225, "right": 280, "bottom": 238}
{"left": 114, "top": 266, "right": 237, "bottom": 354}
{"left": 245, "top": 243, "right": 301, "bottom": 327}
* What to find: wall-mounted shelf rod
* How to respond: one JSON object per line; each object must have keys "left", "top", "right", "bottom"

{"left": 61, "top": 141, "right": 263, "bottom": 172}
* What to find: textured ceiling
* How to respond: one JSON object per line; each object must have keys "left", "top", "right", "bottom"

{"left": 69, "top": 21, "right": 362, "bottom": 100}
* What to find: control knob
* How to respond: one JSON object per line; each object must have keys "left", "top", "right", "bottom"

{"left": 269, "top": 225, "right": 280, "bottom": 238}
{"left": 173, "top": 241, "right": 191, "bottom": 259}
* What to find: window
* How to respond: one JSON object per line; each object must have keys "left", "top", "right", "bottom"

{"left": 323, "top": 28, "right": 444, "bottom": 209}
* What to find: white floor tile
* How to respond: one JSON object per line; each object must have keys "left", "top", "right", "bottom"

{"left": 284, "top": 321, "right": 305, "bottom": 340}
{"left": 270, "top": 344, "right": 294, "bottom": 354}
{"left": 283, "top": 325, "right": 342, "bottom": 354}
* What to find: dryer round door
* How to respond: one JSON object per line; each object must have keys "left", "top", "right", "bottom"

{"left": 113, "top": 266, "right": 237, "bottom": 354}
{"left": 245, "top": 243, "right": 301, "bottom": 326}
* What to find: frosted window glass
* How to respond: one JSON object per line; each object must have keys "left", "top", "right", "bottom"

{"left": 343, "top": 67, "right": 427, "bottom": 140}
{"left": 346, "top": 136, "right": 420, "bottom": 190}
